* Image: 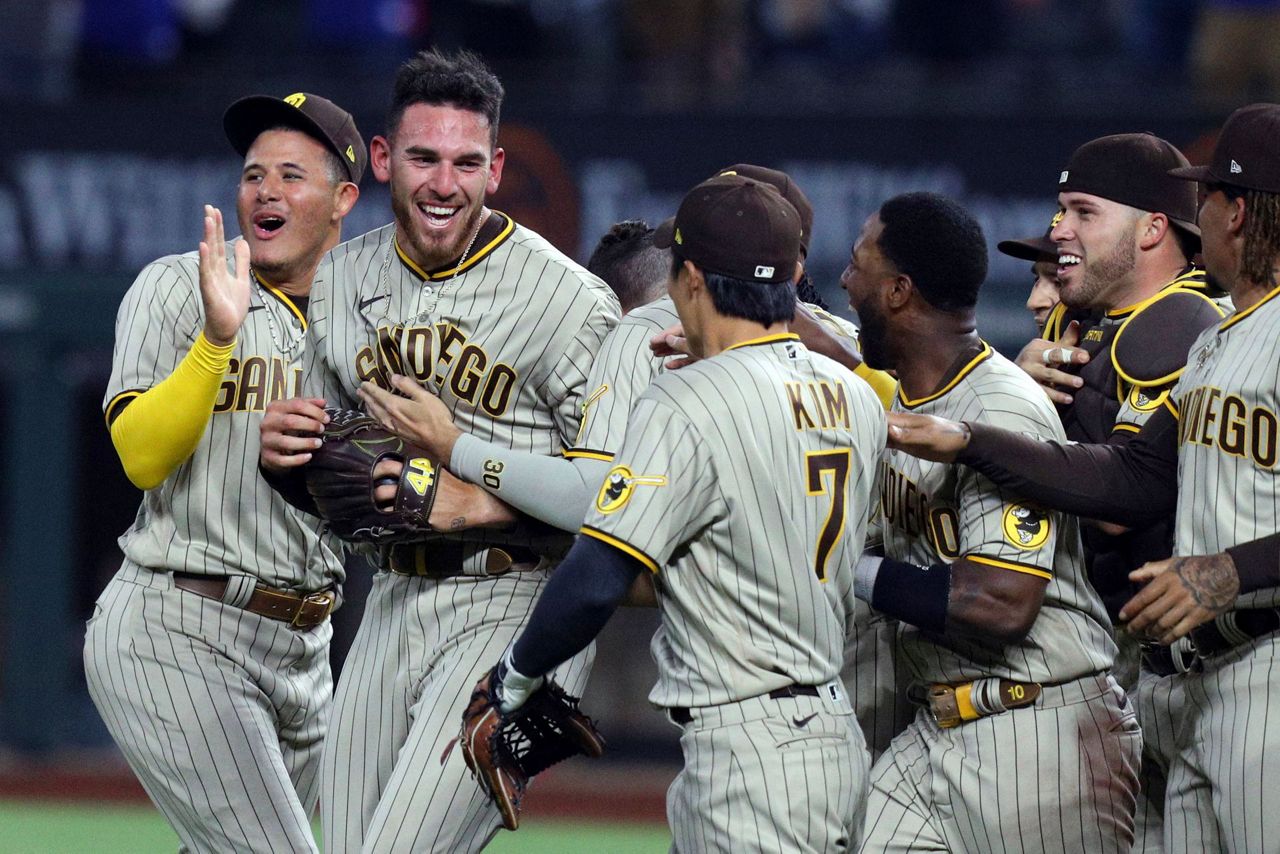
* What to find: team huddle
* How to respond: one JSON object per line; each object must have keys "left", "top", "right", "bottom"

{"left": 85, "top": 46, "right": 1280, "bottom": 854}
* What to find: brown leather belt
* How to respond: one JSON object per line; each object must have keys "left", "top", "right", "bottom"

{"left": 173, "top": 573, "right": 336, "bottom": 630}
{"left": 926, "top": 679, "right": 1041, "bottom": 728}
{"left": 386, "top": 541, "right": 541, "bottom": 578}
{"left": 668, "top": 684, "right": 821, "bottom": 726}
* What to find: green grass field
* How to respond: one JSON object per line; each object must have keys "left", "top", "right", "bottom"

{"left": 0, "top": 800, "right": 670, "bottom": 853}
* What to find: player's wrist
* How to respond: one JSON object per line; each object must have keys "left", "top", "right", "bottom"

{"left": 200, "top": 326, "right": 238, "bottom": 349}
{"left": 497, "top": 647, "right": 544, "bottom": 713}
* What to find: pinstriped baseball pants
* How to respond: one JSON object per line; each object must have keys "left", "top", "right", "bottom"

{"left": 859, "top": 672, "right": 1141, "bottom": 853}
{"left": 84, "top": 561, "right": 331, "bottom": 854}
{"left": 667, "top": 690, "right": 868, "bottom": 853}
{"left": 1160, "top": 632, "right": 1280, "bottom": 853}
{"left": 320, "top": 569, "right": 595, "bottom": 853}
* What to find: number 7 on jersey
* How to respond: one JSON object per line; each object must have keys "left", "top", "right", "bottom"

{"left": 805, "top": 449, "right": 851, "bottom": 582}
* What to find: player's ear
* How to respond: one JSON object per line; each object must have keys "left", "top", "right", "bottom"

{"left": 370, "top": 136, "right": 392, "bottom": 184}
{"left": 885, "top": 273, "right": 912, "bottom": 310}
{"left": 332, "top": 182, "right": 360, "bottom": 222}
{"left": 1138, "top": 212, "right": 1168, "bottom": 251}
{"left": 487, "top": 147, "right": 505, "bottom": 195}
{"left": 1228, "top": 194, "right": 1248, "bottom": 237}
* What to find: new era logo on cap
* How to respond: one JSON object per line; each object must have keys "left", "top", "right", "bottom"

{"left": 1231, "top": 159, "right": 1243, "bottom": 174}
{"left": 1059, "top": 170, "right": 1069, "bottom": 184}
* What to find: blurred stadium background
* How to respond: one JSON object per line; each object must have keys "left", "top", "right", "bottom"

{"left": 0, "top": 0, "right": 1274, "bottom": 849}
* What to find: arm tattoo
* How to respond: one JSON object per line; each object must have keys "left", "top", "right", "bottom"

{"left": 1174, "top": 554, "right": 1238, "bottom": 612}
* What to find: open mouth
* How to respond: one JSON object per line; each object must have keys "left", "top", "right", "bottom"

{"left": 418, "top": 202, "right": 461, "bottom": 229}
{"left": 253, "top": 212, "right": 287, "bottom": 239}
{"left": 1057, "top": 253, "right": 1082, "bottom": 277}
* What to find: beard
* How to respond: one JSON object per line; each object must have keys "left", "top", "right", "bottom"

{"left": 856, "top": 300, "right": 892, "bottom": 371}
{"left": 391, "top": 190, "right": 486, "bottom": 271}
{"left": 1063, "top": 233, "right": 1136, "bottom": 309}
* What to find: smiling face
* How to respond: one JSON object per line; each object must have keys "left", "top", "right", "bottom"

{"left": 1051, "top": 191, "right": 1142, "bottom": 310}
{"left": 236, "top": 128, "right": 347, "bottom": 284}
{"left": 839, "top": 213, "right": 896, "bottom": 370}
{"left": 372, "top": 102, "right": 505, "bottom": 271}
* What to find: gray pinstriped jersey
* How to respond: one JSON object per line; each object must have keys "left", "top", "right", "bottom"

{"left": 581, "top": 335, "right": 886, "bottom": 709}
{"left": 567, "top": 295, "right": 680, "bottom": 461}
{"left": 881, "top": 343, "right": 1115, "bottom": 685}
{"left": 304, "top": 214, "right": 619, "bottom": 569}
{"left": 567, "top": 296, "right": 864, "bottom": 461}
{"left": 1171, "top": 288, "right": 1280, "bottom": 609}
{"left": 104, "top": 243, "right": 343, "bottom": 590}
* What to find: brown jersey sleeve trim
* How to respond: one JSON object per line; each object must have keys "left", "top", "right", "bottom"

{"left": 965, "top": 554, "right": 1052, "bottom": 580}
{"left": 104, "top": 389, "right": 145, "bottom": 427}
{"left": 580, "top": 526, "right": 660, "bottom": 574}
{"left": 563, "top": 449, "right": 614, "bottom": 462}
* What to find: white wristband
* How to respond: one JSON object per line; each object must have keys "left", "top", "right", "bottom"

{"left": 854, "top": 553, "right": 883, "bottom": 603}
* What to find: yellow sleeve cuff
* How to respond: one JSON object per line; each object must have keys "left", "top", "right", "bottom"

{"left": 109, "top": 331, "right": 235, "bottom": 490}
{"left": 853, "top": 362, "right": 898, "bottom": 411}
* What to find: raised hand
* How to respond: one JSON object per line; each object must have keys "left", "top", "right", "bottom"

{"left": 198, "top": 205, "right": 252, "bottom": 346}
{"left": 1014, "top": 320, "right": 1089, "bottom": 406}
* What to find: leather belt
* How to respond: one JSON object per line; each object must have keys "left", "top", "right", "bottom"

{"left": 386, "top": 541, "right": 540, "bottom": 578}
{"left": 926, "top": 679, "right": 1041, "bottom": 728}
{"left": 1143, "top": 607, "right": 1280, "bottom": 675}
{"left": 173, "top": 573, "right": 336, "bottom": 630}
{"left": 668, "top": 684, "right": 821, "bottom": 726}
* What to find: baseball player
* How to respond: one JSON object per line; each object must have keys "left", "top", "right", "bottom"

{"left": 367, "top": 163, "right": 909, "bottom": 765}
{"left": 84, "top": 93, "right": 363, "bottom": 852}
{"left": 885, "top": 103, "right": 1280, "bottom": 854}
{"left": 997, "top": 223, "right": 1061, "bottom": 334}
{"left": 258, "top": 49, "right": 619, "bottom": 853}
{"left": 586, "top": 220, "right": 671, "bottom": 314}
{"left": 843, "top": 192, "right": 1140, "bottom": 853}
{"left": 471, "top": 172, "right": 886, "bottom": 852}
{"left": 1006, "top": 135, "right": 1227, "bottom": 852}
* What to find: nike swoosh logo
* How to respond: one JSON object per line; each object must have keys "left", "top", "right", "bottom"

{"left": 792, "top": 712, "right": 819, "bottom": 728}
{"left": 359, "top": 295, "right": 389, "bottom": 309}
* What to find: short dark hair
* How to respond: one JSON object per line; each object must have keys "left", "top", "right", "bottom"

{"left": 388, "top": 48, "right": 504, "bottom": 146}
{"left": 587, "top": 221, "right": 671, "bottom": 313}
{"left": 262, "top": 124, "right": 345, "bottom": 186}
{"left": 671, "top": 250, "right": 796, "bottom": 324}
{"left": 877, "top": 191, "right": 988, "bottom": 311}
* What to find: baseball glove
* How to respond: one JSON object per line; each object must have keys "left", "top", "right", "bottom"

{"left": 303, "top": 407, "right": 440, "bottom": 544}
{"left": 458, "top": 667, "right": 606, "bottom": 830}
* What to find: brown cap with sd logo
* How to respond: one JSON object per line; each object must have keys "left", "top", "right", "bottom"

{"left": 654, "top": 174, "right": 802, "bottom": 284}
{"left": 224, "top": 92, "right": 367, "bottom": 184}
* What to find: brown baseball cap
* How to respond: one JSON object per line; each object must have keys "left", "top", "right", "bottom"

{"left": 224, "top": 92, "right": 366, "bottom": 184}
{"left": 716, "top": 164, "right": 814, "bottom": 255}
{"left": 1169, "top": 103, "right": 1280, "bottom": 193}
{"left": 1058, "top": 132, "right": 1200, "bottom": 246}
{"left": 998, "top": 211, "right": 1062, "bottom": 262}
{"left": 654, "top": 174, "right": 801, "bottom": 284}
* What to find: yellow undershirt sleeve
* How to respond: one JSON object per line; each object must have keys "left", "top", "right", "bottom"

{"left": 109, "top": 332, "right": 236, "bottom": 490}
{"left": 854, "top": 362, "right": 898, "bottom": 411}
